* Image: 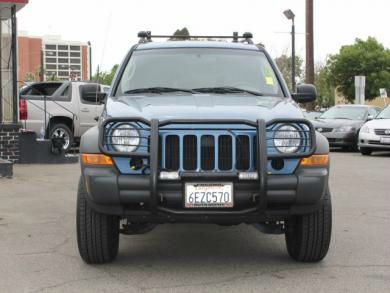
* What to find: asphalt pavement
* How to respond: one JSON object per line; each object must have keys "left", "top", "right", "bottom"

{"left": 0, "top": 151, "right": 390, "bottom": 292}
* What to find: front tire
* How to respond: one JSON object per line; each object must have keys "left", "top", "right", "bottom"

{"left": 77, "top": 177, "right": 120, "bottom": 264}
{"left": 285, "top": 187, "right": 332, "bottom": 262}
{"left": 360, "top": 147, "right": 372, "bottom": 156}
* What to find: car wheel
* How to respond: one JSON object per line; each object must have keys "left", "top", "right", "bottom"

{"left": 76, "top": 176, "right": 120, "bottom": 264}
{"left": 360, "top": 147, "right": 372, "bottom": 156}
{"left": 49, "top": 123, "right": 73, "bottom": 152}
{"left": 285, "top": 187, "right": 332, "bottom": 262}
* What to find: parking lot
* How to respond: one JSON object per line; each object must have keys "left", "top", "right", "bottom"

{"left": 0, "top": 152, "right": 389, "bottom": 292}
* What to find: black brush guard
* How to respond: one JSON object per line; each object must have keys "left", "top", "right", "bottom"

{"left": 98, "top": 118, "right": 316, "bottom": 217}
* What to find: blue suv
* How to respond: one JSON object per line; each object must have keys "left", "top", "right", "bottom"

{"left": 77, "top": 32, "right": 332, "bottom": 264}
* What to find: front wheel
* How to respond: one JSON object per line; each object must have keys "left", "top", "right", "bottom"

{"left": 285, "top": 187, "right": 332, "bottom": 262}
{"left": 76, "top": 177, "right": 120, "bottom": 264}
{"left": 360, "top": 147, "right": 372, "bottom": 156}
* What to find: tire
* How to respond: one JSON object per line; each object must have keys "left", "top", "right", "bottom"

{"left": 76, "top": 177, "right": 120, "bottom": 264}
{"left": 285, "top": 187, "right": 332, "bottom": 262}
{"left": 49, "top": 123, "right": 73, "bottom": 152}
{"left": 360, "top": 147, "right": 372, "bottom": 156}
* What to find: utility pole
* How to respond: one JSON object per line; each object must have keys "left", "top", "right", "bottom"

{"left": 305, "top": 0, "right": 315, "bottom": 110}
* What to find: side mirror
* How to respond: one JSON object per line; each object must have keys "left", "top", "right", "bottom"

{"left": 80, "top": 84, "right": 107, "bottom": 104}
{"left": 95, "top": 92, "right": 107, "bottom": 104}
{"left": 291, "top": 84, "right": 317, "bottom": 103}
{"left": 367, "top": 114, "right": 374, "bottom": 121}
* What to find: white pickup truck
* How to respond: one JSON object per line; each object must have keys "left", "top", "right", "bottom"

{"left": 19, "top": 81, "right": 109, "bottom": 151}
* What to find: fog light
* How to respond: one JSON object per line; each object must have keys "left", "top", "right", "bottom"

{"left": 159, "top": 171, "right": 180, "bottom": 180}
{"left": 239, "top": 172, "right": 258, "bottom": 180}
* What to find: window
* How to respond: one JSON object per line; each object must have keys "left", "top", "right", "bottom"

{"left": 60, "top": 85, "right": 70, "bottom": 97}
{"left": 59, "top": 64, "right": 69, "bottom": 70}
{"left": 368, "top": 108, "right": 380, "bottom": 118}
{"left": 70, "top": 58, "right": 81, "bottom": 64}
{"left": 70, "top": 45, "right": 80, "bottom": 51}
{"left": 58, "top": 51, "right": 69, "bottom": 57}
{"left": 80, "top": 84, "right": 102, "bottom": 104}
{"left": 70, "top": 65, "right": 81, "bottom": 70}
{"left": 46, "top": 64, "right": 57, "bottom": 70}
{"left": 45, "top": 58, "right": 56, "bottom": 63}
{"left": 320, "top": 107, "right": 368, "bottom": 120}
{"left": 46, "top": 51, "right": 56, "bottom": 56}
{"left": 58, "top": 58, "right": 69, "bottom": 64}
{"left": 45, "top": 44, "right": 56, "bottom": 50}
{"left": 116, "top": 48, "right": 284, "bottom": 97}
{"left": 58, "top": 71, "right": 69, "bottom": 77}
{"left": 58, "top": 45, "right": 68, "bottom": 50}
{"left": 70, "top": 52, "right": 80, "bottom": 57}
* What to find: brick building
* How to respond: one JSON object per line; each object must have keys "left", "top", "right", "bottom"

{"left": 18, "top": 34, "right": 91, "bottom": 82}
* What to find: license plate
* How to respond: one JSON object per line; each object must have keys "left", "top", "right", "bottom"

{"left": 380, "top": 137, "right": 390, "bottom": 144}
{"left": 185, "top": 183, "right": 233, "bottom": 208}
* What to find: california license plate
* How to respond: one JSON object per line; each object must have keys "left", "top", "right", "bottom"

{"left": 185, "top": 183, "right": 233, "bottom": 208}
{"left": 380, "top": 137, "right": 390, "bottom": 144}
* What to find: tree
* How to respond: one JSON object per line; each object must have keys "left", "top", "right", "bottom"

{"left": 274, "top": 54, "right": 304, "bottom": 91}
{"left": 170, "top": 28, "right": 190, "bottom": 40}
{"left": 326, "top": 37, "right": 390, "bottom": 102}
{"left": 92, "top": 64, "right": 119, "bottom": 85}
{"left": 314, "top": 63, "right": 334, "bottom": 107}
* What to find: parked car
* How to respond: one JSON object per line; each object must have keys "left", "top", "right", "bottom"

{"left": 304, "top": 111, "right": 322, "bottom": 120}
{"left": 358, "top": 105, "right": 390, "bottom": 155}
{"left": 19, "top": 81, "right": 107, "bottom": 151}
{"left": 312, "top": 104, "right": 382, "bottom": 150}
{"left": 77, "top": 31, "right": 332, "bottom": 264}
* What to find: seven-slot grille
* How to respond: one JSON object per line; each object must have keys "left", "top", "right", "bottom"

{"left": 161, "top": 133, "right": 255, "bottom": 172}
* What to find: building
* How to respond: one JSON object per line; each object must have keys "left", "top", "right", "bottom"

{"left": 18, "top": 34, "right": 91, "bottom": 82}
{"left": 1, "top": 0, "right": 28, "bottom": 165}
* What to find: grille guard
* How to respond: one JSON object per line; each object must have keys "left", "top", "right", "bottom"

{"left": 98, "top": 117, "right": 316, "bottom": 215}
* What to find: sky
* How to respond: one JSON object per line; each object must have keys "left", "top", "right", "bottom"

{"left": 17, "top": 0, "right": 389, "bottom": 73}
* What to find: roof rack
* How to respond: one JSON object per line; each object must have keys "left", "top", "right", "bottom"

{"left": 137, "top": 31, "right": 254, "bottom": 44}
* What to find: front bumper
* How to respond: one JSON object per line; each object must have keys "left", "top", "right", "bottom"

{"left": 358, "top": 132, "right": 390, "bottom": 150}
{"left": 320, "top": 131, "right": 356, "bottom": 147}
{"left": 82, "top": 165, "right": 328, "bottom": 223}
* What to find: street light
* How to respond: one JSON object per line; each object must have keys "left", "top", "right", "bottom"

{"left": 283, "top": 9, "right": 296, "bottom": 92}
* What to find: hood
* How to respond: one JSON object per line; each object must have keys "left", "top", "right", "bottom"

{"left": 364, "top": 118, "right": 390, "bottom": 129}
{"left": 105, "top": 94, "right": 303, "bottom": 122}
{"left": 311, "top": 118, "right": 365, "bottom": 129}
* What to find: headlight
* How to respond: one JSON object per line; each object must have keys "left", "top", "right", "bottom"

{"left": 335, "top": 126, "right": 355, "bottom": 133}
{"left": 111, "top": 124, "right": 140, "bottom": 152}
{"left": 273, "top": 124, "right": 302, "bottom": 153}
{"left": 360, "top": 125, "right": 371, "bottom": 133}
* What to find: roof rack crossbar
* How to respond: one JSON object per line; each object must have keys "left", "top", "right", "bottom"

{"left": 137, "top": 31, "right": 254, "bottom": 44}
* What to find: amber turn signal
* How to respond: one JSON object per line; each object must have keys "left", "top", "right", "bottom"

{"left": 300, "top": 154, "right": 329, "bottom": 167}
{"left": 80, "top": 154, "right": 113, "bottom": 166}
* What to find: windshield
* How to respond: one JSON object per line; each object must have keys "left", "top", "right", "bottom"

{"left": 115, "top": 48, "right": 284, "bottom": 97}
{"left": 319, "top": 106, "right": 367, "bottom": 120}
{"left": 376, "top": 106, "right": 390, "bottom": 119}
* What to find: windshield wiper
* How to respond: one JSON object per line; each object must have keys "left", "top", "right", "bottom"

{"left": 124, "top": 87, "right": 196, "bottom": 95}
{"left": 192, "top": 86, "right": 263, "bottom": 96}
{"left": 332, "top": 117, "right": 353, "bottom": 120}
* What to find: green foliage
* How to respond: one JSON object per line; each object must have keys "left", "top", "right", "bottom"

{"left": 326, "top": 37, "right": 390, "bottom": 102}
{"left": 314, "top": 64, "right": 334, "bottom": 107}
{"left": 92, "top": 64, "right": 119, "bottom": 85}
{"left": 24, "top": 72, "right": 36, "bottom": 82}
{"left": 170, "top": 28, "right": 190, "bottom": 40}
{"left": 274, "top": 54, "right": 304, "bottom": 91}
